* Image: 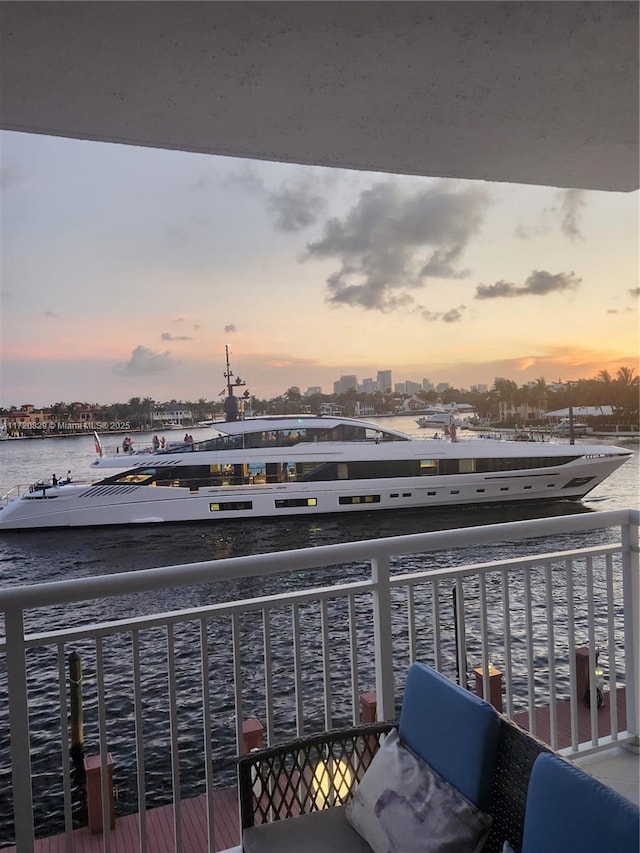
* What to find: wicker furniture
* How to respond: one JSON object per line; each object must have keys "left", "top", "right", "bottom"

{"left": 239, "top": 663, "right": 502, "bottom": 853}
{"left": 238, "top": 663, "right": 639, "bottom": 853}
{"left": 238, "top": 715, "right": 550, "bottom": 853}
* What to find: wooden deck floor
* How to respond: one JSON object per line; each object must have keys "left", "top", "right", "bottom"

{"left": 2, "top": 786, "right": 240, "bottom": 853}
{"left": 4, "top": 687, "right": 628, "bottom": 852}
{"left": 511, "top": 686, "right": 627, "bottom": 749}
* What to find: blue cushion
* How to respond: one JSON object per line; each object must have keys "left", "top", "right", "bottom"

{"left": 522, "top": 753, "right": 640, "bottom": 853}
{"left": 398, "top": 662, "right": 500, "bottom": 810}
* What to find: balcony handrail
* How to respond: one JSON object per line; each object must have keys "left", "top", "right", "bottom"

{"left": 0, "top": 541, "right": 625, "bottom": 653}
{"left": 0, "top": 508, "right": 636, "bottom": 612}
{"left": 2, "top": 507, "right": 638, "bottom": 853}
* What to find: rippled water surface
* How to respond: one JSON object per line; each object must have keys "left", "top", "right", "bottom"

{"left": 0, "top": 421, "right": 637, "bottom": 842}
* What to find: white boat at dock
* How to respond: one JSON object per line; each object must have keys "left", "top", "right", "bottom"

{"left": 415, "top": 405, "right": 463, "bottom": 429}
{"left": 552, "top": 418, "right": 590, "bottom": 437}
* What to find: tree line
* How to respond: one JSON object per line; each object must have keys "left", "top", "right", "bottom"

{"left": 5, "top": 367, "right": 637, "bottom": 432}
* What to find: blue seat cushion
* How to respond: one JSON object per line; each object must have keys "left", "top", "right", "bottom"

{"left": 398, "top": 662, "right": 500, "bottom": 809}
{"left": 522, "top": 752, "right": 640, "bottom": 853}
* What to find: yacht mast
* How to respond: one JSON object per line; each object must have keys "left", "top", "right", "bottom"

{"left": 222, "top": 345, "right": 247, "bottom": 421}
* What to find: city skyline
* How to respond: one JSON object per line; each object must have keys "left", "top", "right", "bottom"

{"left": 1, "top": 131, "right": 638, "bottom": 407}
{"left": 3, "top": 364, "right": 631, "bottom": 412}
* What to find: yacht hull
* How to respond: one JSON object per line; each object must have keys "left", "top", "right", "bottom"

{"left": 0, "top": 452, "right": 628, "bottom": 530}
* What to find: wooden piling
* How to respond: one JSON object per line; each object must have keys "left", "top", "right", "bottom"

{"left": 68, "top": 651, "right": 84, "bottom": 764}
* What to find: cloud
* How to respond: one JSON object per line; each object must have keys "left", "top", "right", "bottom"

{"left": 267, "top": 179, "right": 328, "bottom": 232}
{"left": 225, "top": 162, "right": 266, "bottom": 195}
{"left": 442, "top": 306, "right": 466, "bottom": 323}
{"left": 161, "top": 332, "right": 193, "bottom": 341}
{"left": 558, "top": 189, "right": 586, "bottom": 240}
{"left": 304, "top": 182, "right": 488, "bottom": 311}
{"left": 224, "top": 324, "right": 237, "bottom": 333}
{"left": 419, "top": 246, "right": 469, "bottom": 279}
{"left": 227, "top": 164, "right": 329, "bottom": 232}
{"left": 419, "top": 304, "right": 466, "bottom": 323}
{"left": 515, "top": 189, "right": 587, "bottom": 241}
{"left": 113, "top": 345, "right": 173, "bottom": 377}
{"left": 475, "top": 270, "right": 581, "bottom": 300}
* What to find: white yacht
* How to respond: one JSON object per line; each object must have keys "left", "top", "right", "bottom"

{"left": 0, "top": 415, "right": 631, "bottom": 530}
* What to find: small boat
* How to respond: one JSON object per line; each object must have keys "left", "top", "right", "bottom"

{"left": 416, "top": 410, "right": 461, "bottom": 428}
{"left": 552, "top": 419, "right": 589, "bottom": 437}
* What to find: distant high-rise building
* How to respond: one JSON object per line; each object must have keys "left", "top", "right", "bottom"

{"left": 305, "top": 386, "right": 322, "bottom": 396}
{"left": 435, "top": 382, "right": 451, "bottom": 393}
{"left": 334, "top": 374, "right": 358, "bottom": 394}
{"left": 394, "top": 382, "right": 406, "bottom": 394}
{"left": 377, "top": 370, "right": 392, "bottom": 393}
{"left": 405, "top": 380, "right": 421, "bottom": 394}
{"left": 422, "top": 378, "right": 434, "bottom": 392}
{"left": 471, "top": 384, "right": 489, "bottom": 393}
{"left": 361, "top": 378, "right": 378, "bottom": 394}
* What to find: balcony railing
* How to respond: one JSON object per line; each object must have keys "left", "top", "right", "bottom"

{"left": 1, "top": 508, "right": 638, "bottom": 851}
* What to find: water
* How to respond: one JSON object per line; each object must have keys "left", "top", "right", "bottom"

{"left": 0, "top": 421, "right": 637, "bottom": 843}
{"left": 1, "top": 420, "right": 637, "bottom": 579}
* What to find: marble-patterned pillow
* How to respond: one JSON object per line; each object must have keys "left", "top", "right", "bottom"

{"left": 345, "top": 728, "right": 492, "bottom": 853}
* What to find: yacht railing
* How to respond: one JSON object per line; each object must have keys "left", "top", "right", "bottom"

{"left": 0, "top": 483, "right": 33, "bottom": 506}
{"left": 1, "top": 508, "right": 638, "bottom": 851}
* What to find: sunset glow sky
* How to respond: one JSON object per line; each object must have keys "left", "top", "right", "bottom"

{"left": 1, "top": 130, "right": 638, "bottom": 407}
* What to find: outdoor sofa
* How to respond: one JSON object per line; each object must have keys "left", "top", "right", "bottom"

{"left": 238, "top": 662, "right": 639, "bottom": 853}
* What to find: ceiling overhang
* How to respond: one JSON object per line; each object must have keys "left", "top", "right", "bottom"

{"left": 1, "top": 1, "right": 638, "bottom": 191}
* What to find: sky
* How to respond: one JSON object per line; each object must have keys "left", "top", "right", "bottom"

{"left": 0, "top": 130, "right": 638, "bottom": 407}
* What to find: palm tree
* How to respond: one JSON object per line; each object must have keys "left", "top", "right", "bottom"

{"left": 493, "top": 379, "right": 518, "bottom": 422}
{"left": 614, "top": 367, "right": 639, "bottom": 422}
{"left": 616, "top": 366, "right": 636, "bottom": 387}
{"left": 141, "top": 397, "right": 155, "bottom": 429}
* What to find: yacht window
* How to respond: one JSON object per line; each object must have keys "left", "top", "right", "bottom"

{"left": 419, "top": 459, "right": 438, "bottom": 475}
{"left": 175, "top": 434, "right": 243, "bottom": 452}
{"left": 111, "top": 469, "right": 156, "bottom": 484}
{"left": 563, "top": 476, "right": 595, "bottom": 489}
{"left": 339, "top": 495, "right": 381, "bottom": 505}
{"left": 275, "top": 498, "right": 318, "bottom": 508}
{"left": 209, "top": 501, "right": 253, "bottom": 512}
{"left": 459, "top": 459, "right": 476, "bottom": 474}
{"left": 347, "top": 460, "right": 391, "bottom": 479}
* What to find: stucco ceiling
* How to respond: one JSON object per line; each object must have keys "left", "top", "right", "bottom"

{"left": 1, "top": 1, "right": 638, "bottom": 191}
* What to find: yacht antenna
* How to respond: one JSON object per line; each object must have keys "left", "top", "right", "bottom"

{"left": 222, "top": 345, "right": 248, "bottom": 422}
{"left": 223, "top": 344, "right": 246, "bottom": 395}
